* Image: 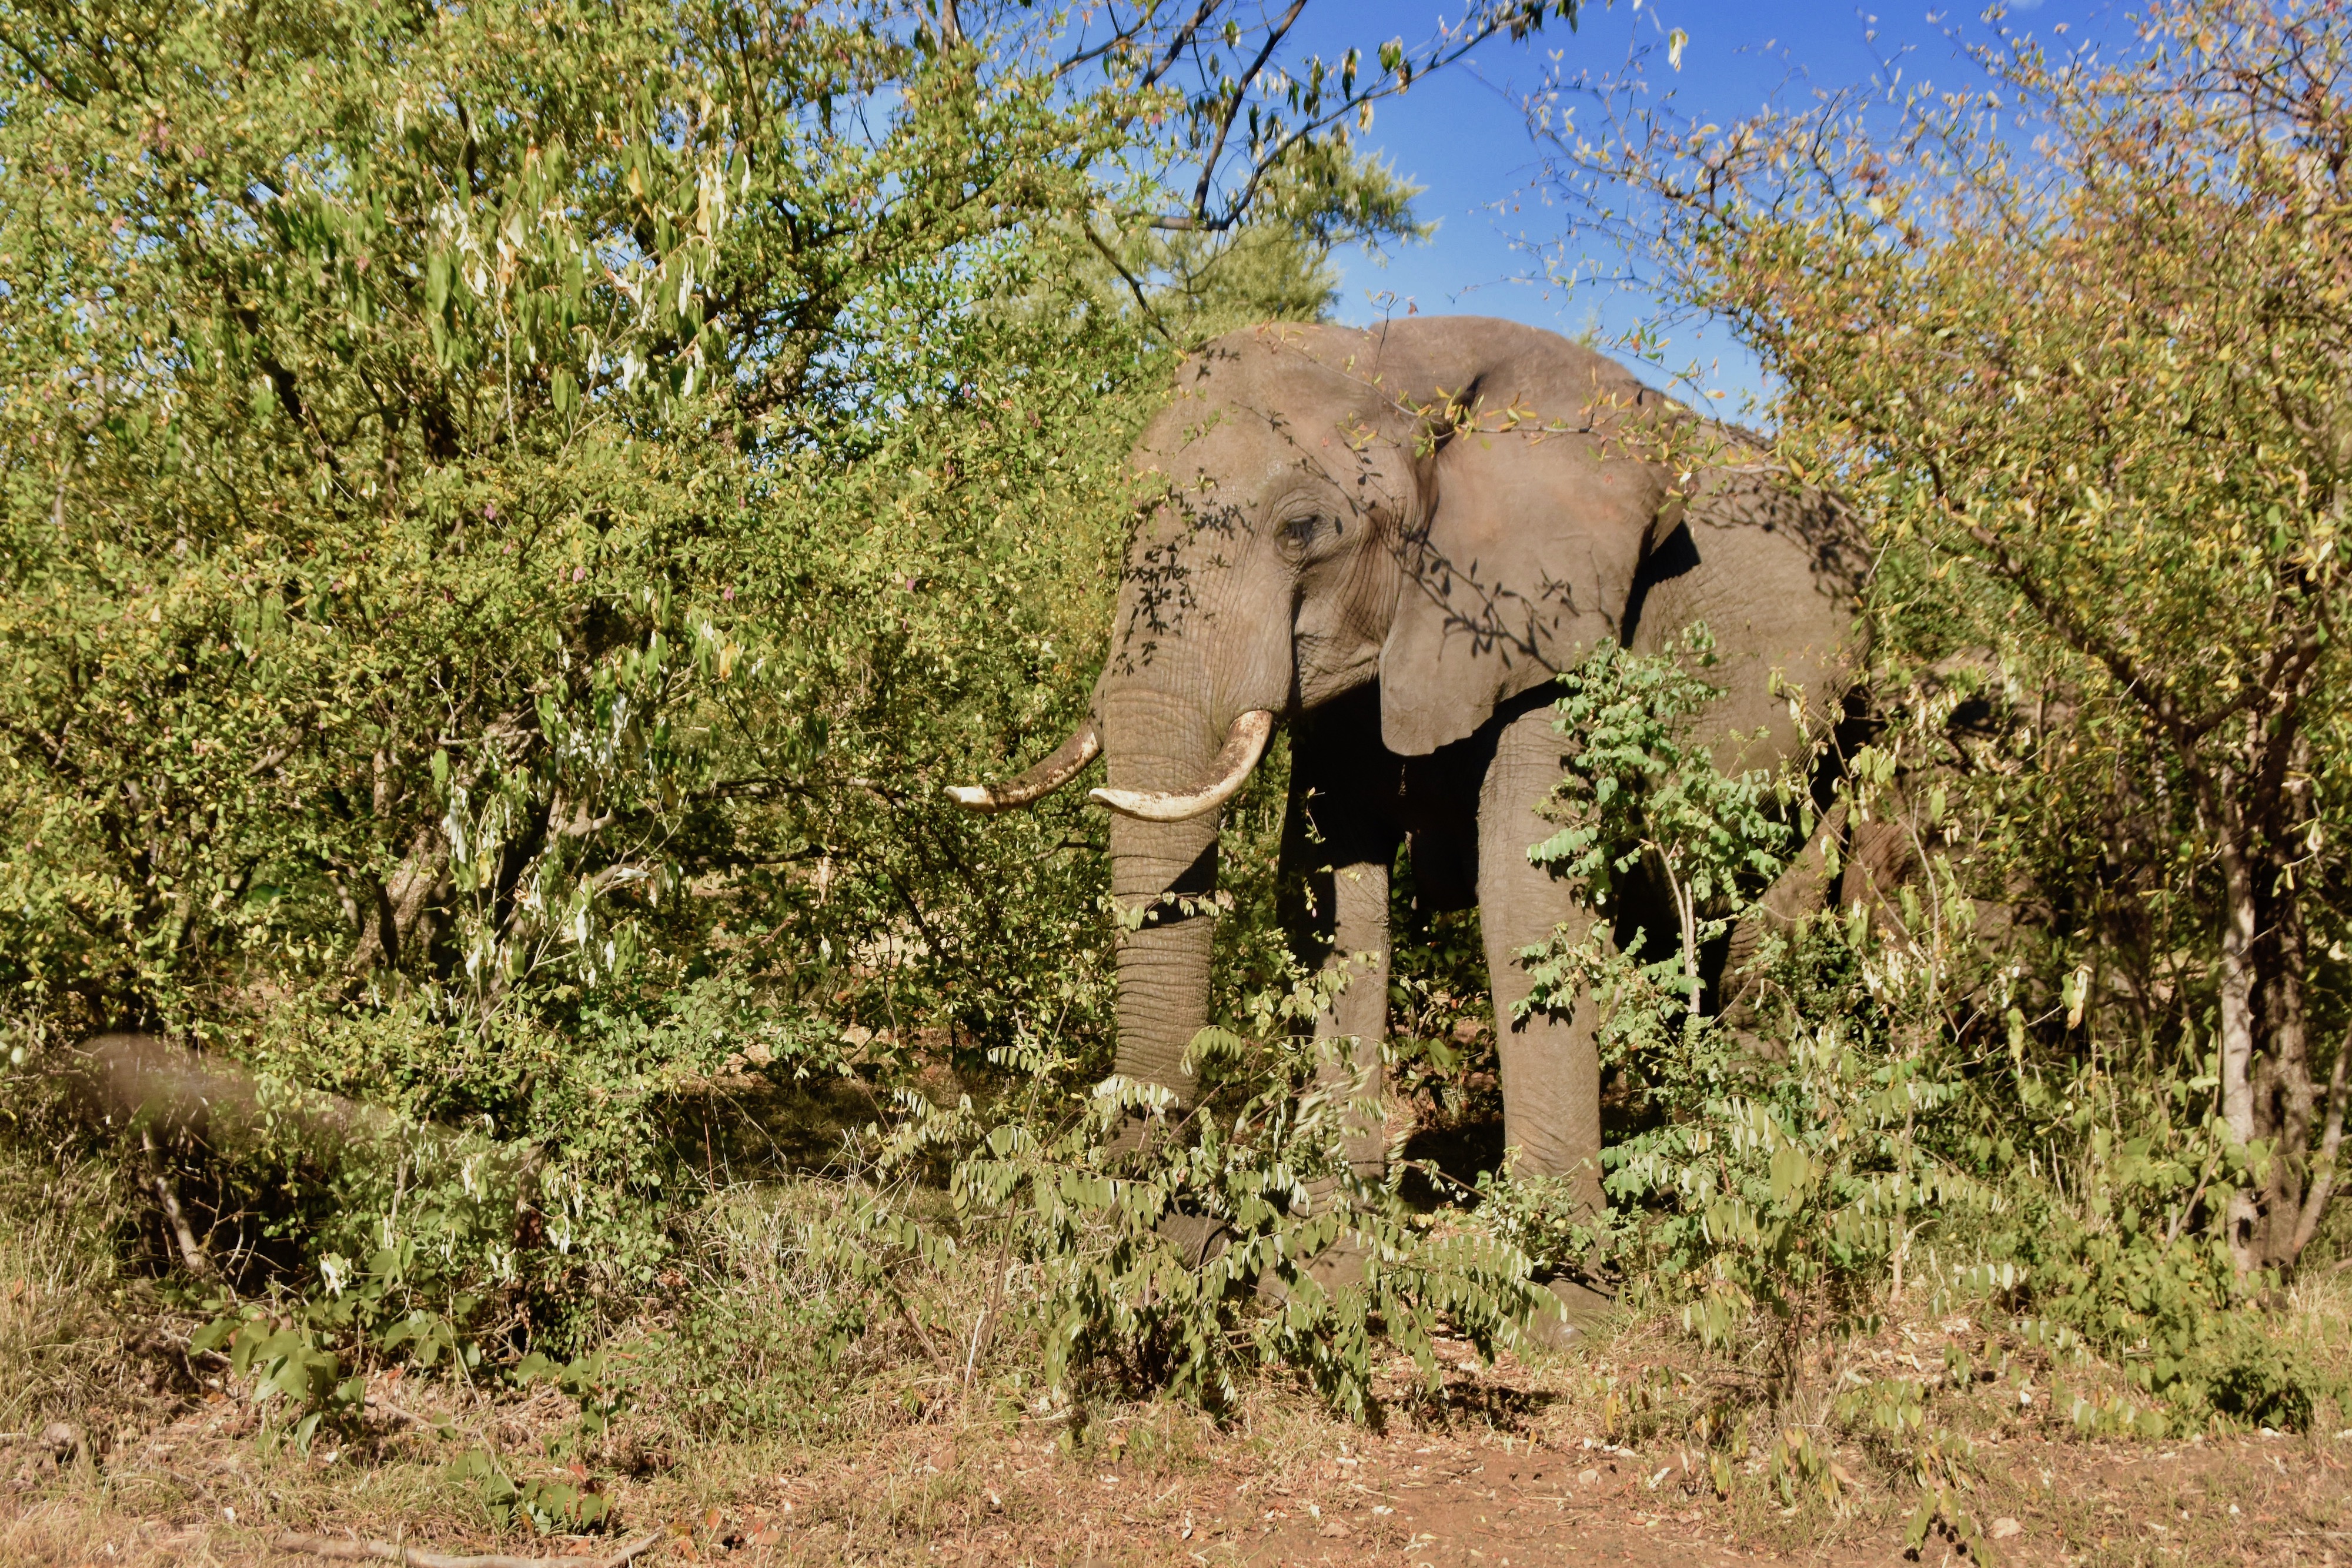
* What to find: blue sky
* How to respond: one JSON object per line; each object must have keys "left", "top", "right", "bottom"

{"left": 1296, "top": 0, "right": 2138, "bottom": 414}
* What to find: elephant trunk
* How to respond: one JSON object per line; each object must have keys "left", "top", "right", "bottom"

{"left": 1087, "top": 503, "right": 1294, "bottom": 1124}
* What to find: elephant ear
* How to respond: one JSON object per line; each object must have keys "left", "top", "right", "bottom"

{"left": 1377, "top": 367, "right": 1676, "bottom": 757}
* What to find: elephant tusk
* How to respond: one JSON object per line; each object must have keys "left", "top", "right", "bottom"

{"left": 1090, "top": 710, "right": 1276, "bottom": 823}
{"left": 944, "top": 718, "right": 1102, "bottom": 813}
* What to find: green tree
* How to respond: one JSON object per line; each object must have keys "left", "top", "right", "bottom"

{"left": 1536, "top": 0, "right": 2352, "bottom": 1274}
{"left": 0, "top": 0, "right": 1587, "bottom": 1333}
{"left": 1521, "top": 627, "right": 1793, "bottom": 1057}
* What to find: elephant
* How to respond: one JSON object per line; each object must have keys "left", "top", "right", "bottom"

{"left": 948, "top": 317, "right": 1869, "bottom": 1318}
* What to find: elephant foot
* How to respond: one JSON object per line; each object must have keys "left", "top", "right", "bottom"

{"left": 1522, "top": 1276, "right": 1617, "bottom": 1352}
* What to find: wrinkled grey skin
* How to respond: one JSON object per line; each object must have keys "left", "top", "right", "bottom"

{"left": 979, "top": 317, "right": 1868, "bottom": 1226}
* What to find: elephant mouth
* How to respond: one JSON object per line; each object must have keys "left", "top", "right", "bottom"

{"left": 945, "top": 708, "right": 1275, "bottom": 823}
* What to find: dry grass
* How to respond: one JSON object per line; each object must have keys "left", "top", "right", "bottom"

{"left": 6, "top": 1172, "right": 2352, "bottom": 1566}
{"left": 0, "top": 1146, "right": 194, "bottom": 1444}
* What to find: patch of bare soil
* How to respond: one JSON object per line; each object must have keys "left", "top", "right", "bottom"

{"left": 1226, "top": 1428, "right": 2352, "bottom": 1567}
{"left": 8, "top": 1356, "right": 2351, "bottom": 1568}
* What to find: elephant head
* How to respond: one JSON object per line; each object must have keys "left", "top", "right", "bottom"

{"left": 951, "top": 317, "right": 1865, "bottom": 1123}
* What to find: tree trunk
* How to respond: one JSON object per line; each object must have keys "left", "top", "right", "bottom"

{"left": 2211, "top": 742, "right": 2330, "bottom": 1274}
{"left": 2215, "top": 824, "right": 2263, "bottom": 1274}
{"left": 2257, "top": 894, "right": 2315, "bottom": 1269}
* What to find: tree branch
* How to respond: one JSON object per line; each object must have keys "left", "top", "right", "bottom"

{"left": 1053, "top": 1, "right": 1172, "bottom": 82}
{"left": 1957, "top": 516, "right": 2203, "bottom": 750}
{"left": 2293, "top": 1022, "right": 2352, "bottom": 1259}
{"left": 1186, "top": 0, "right": 1309, "bottom": 224}
{"left": 1138, "top": 1, "right": 1218, "bottom": 89}
{"left": 1083, "top": 225, "right": 1178, "bottom": 344}
{"left": 276, "top": 1532, "right": 661, "bottom": 1568}
{"left": 142, "top": 1129, "right": 215, "bottom": 1280}
{"left": 1149, "top": 2, "right": 1569, "bottom": 233}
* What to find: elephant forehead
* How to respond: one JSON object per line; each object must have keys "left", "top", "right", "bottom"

{"left": 1182, "top": 316, "right": 1659, "bottom": 420}
{"left": 1133, "top": 415, "right": 1399, "bottom": 511}
{"left": 1138, "top": 385, "right": 1361, "bottom": 456}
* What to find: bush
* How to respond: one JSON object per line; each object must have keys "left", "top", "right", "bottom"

{"left": 0, "top": 0, "right": 1448, "bottom": 1393}
{"left": 806, "top": 972, "right": 1549, "bottom": 1423}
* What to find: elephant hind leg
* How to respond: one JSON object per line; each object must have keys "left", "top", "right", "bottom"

{"left": 1278, "top": 753, "right": 1400, "bottom": 1185}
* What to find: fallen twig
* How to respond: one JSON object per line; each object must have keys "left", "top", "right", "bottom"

{"left": 144, "top": 1127, "right": 217, "bottom": 1279}
{"left": 896, "top": 1297, "right": 954, "bottom": 1374}
{"left": 362, "top": 1393, "right": 444, "bottom": 1429}
{"left": 274, "top": 1530, "right": 661, "bottom": 1568}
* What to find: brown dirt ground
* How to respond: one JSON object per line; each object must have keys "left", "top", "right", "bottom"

{"left": 6, "top": 1336, "right": 2350, "bottom": 1568}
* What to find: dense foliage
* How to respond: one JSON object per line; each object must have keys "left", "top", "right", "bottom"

{"left": 0, "top": 0, "right": 1525, "bottom": 1299}
{"left": 0, "top": 0, "right": 1598, "bottom": 1405}
{"left": 1596, "top": 0, "right": 2352, "bottom": 1274}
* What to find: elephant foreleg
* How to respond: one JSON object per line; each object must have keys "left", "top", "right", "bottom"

{"left": 1477, "top": 702, "right": 1607, "bottom": 1218}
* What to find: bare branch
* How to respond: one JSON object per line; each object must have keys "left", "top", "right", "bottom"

{"left": 1053, "top": 1, "right": 1175, "bottom": 82}
{"left": 1139, "top": 1, "right": 1219, "bottom": 89}
{"left": 1187, "top": 0, "right": 1309, "bottom": 224}
{"left": 1083, "top": 225, "right": 1179, "bottom": 345}
{"left": 142, "top": 1129, "right": 215, "bottom": 1281}
{"left": 1084, "top": 2, "right": 1579, "bottom": 235}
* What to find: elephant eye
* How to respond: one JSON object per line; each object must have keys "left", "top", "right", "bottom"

{"left": 1279, "top": 514, "right": 1333, "bottom": 553}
